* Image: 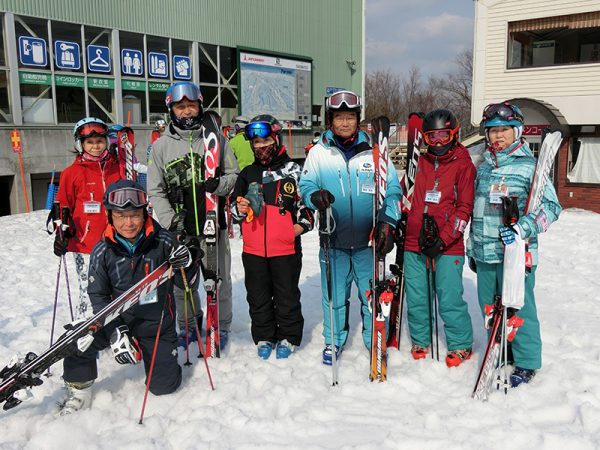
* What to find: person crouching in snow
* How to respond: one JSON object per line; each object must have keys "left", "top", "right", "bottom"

{"left": 232, "top": 115, "right": 313, "bottom": 360}
{"left": 57, "top": 180, "right": 199, "bottom": 415}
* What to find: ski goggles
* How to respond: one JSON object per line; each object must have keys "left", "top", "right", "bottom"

{"left": 107, "top": 188, "right": 148, "bottom": 209}
{"left": 77, "top": 122, "right": 108, "bottom": 138}
{"left": 327, "top": 91, "right": 362, "bottom": 110}
{"left": 423, "top": 128, "right": 456, "bottom": 146}
{"left": 482, "top": 103, "right": 524, "bottom": 124}
{"left": 244, "top": 121, "right": 281, "bottom": 140}
{"left": 165, "top": 82, "right": 203, "bottom": 107}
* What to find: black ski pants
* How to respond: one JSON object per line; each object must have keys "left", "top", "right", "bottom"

{"left": 242, "top": 252, "right": 304, "bottom": 346}
{"left": 63, "top": 314, "right": 181, "bottom": 396}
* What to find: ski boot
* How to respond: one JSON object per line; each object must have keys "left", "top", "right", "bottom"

{"left": 275, "top": 340, "right": 295, "bottom": 359}
{"left": 257, "top": 341, "right": 275, "bottom": 360}
{"left": 510, "top": 367, "right": 536, "bottom": 387}
{"left": 322, "top": 345, "right": 343, "bottom": 366}
{"left": 411, "top": 344, "right": 429, "bottom": 360}
{"left": 445, "top": 348, "right": 472, "bottom": 368}
{"left": 56, "top": 381, "right": 93, "bottom": 416}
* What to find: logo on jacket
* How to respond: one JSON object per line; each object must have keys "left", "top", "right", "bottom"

{"left": 283, "top": 181, "right": 295, "bottom": 195}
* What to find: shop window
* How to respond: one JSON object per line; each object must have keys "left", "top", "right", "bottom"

{"left": 84, "top": 25, "right": 112, "bottom": 75}
{"left": 198, "top": 43, "right": 218, "bottom": 83}
{"left": 567, "top": 134, "right": 600, "bottom": 184}
{"left": 508, "top": 12, "right": 600, "bottom": 69}
{"left": 119, "top": 31, "right": 144, "bottom": 77}
{"left": 14, "top": 16, "right": 49, "bottom": 70}
{"left": 0, "top": 71, "right": 12, "bottom": 123}
{"left": 20, "top": 82, "right": 54, "bottom": 124}
{"left": 56, "top": 85, "right": 85, "bottom": 123}
{"left": 51, "top": 21, "right": 82, "bottom": 72}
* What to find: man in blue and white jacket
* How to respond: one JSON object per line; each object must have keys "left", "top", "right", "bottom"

{"left": 299, "top": 90, "right": 402, "bottom": 365}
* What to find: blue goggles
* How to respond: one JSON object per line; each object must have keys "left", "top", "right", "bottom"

{"left": 165, "top": 82, "right": 203, "bottom": 108}
{"left": 244, "top": 122, "right": 279, "bottom": 140}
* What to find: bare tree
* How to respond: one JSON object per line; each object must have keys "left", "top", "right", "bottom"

{"left": 364, "top": 69, "right": 403, "bottom": 122}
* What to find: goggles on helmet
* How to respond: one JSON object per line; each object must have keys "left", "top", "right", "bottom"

{"left": 244, "top": 121, "right": 281, "bottom": 140}
{"left": 482, "top": 103, "right": 524, "bottom": 125}
{"left": 77, "top": 122, "right": 108, "bottom": 139}
{"left": 165, "top": 83, "right": 203, "bottom": 108}
{"left": 107, "top": 188, "right": 148, "bottom": 209}
{"left": 423, "top": 129, "right": 455, "bottom": 146}
{"left": 327, "top": 91, "right": 362, "bottom": 110}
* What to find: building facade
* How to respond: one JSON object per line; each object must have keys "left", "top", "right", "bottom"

{"left": 0, "top": 0, "right": 365, "bottom": 215}
{"left": 472, "top": 0, "right": 600, "bottom": 213}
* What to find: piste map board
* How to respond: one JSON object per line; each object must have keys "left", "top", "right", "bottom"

{"left": 239, "top": 50, "right": 312, "bottom": 123}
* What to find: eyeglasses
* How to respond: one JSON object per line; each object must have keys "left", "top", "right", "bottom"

{"left": 107, "top": 188, "right": 148, "bottom": 209}
{"left": 244, "top": 121, "right": 281, "bottom": 140}
{"left": 112, "top": 212, "right": 145, "bottom": 222}
{"left": 482, "top": 103, "right": 524, "bottom": 124}
{"left": 327, "top": 91, "right": 362, "bottom": 110}
{"left": 77, "top": 123, "right": 108, "bottom": 138}
{"left": 423, "top": 129, "right": 455, "bottom": 146}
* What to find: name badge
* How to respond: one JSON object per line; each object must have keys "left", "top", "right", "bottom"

{"left": 489, "top": 184, "right": 509, "bottom": 204}
{"left": 83, "top": 201, "right": 101, "bottom": 214}
{"left": 362, "top": 183, "right": 375, "bottom": 194}
{"left": 425, "top": 190, "right": 441, "bottom": 204}
{"left": 139, "top": 289, "right": 158, "bottom": 305}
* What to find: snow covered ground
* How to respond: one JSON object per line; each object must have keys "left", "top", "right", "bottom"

{"left": 0, "top": 209, "right": 599, "bottom": 449}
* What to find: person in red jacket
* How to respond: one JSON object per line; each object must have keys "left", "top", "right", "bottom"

{"left": 54, "top": 117, "right": 121, "bottom": 318}
{"left": 403, "top": 109, "right": 476, "bottom": 367}
{"left": 231, "top": 115, "right": 314, "bottom": 360}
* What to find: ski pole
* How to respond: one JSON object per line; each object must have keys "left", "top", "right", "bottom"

{"left": 181, "top": 267, "right": 214, "bottom": 391}
{"left": 182, "top": 289, "right": 192, "bottom": 367}
{"left": 46, "top": 256, "right": 62, "bottom": 377}
{"left": 319, "top": 207, "right": 338, "bottom": 386}
{"left": 62, "top": 255, "right": 74, "bottom": 321}
{"left": 425, "top": 257, "right": 434, "bottom": 360}
{"left": 431, "top": 258, "right": 439, "bottom": 362}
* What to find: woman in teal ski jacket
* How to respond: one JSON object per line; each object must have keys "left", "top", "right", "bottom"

{"left": 467, "top": 101, "right": 562, "bottom": 387}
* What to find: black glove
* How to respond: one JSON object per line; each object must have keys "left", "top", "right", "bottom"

{"left": 421, "top": 237, "right": 445, "bottom": 258}
{"left": 468, "top": 257, "right": 477, "bottom": 273}
{"left": 374, "top": 222, "right": 395, "bottom": 258}
{"left": 310, "top": 189, "right": 335, "bottom": 210}
{"left": 169, "top": 243, "right": 192, "bottom": 269}
{"left": 181, "top": 236, "right": 204, "bottom": 262}
{"left": 204, "top": 177, "right": 220, "bottom": 193}
{"left": 53, "top": 232, "right": 68, "bottom": 257}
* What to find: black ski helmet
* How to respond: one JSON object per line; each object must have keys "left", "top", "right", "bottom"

{"left": 103, "top": 179, "right": 148, "bottom": 213}
{"left": 245, "top": 114, "right": 283, "bottom": 146}
{"left": 422, "top": 109, "right": 459, "bottom": 156}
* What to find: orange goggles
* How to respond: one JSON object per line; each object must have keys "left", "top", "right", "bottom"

{"left": 423, "top": 129, "right": 455, "bottom": 146}
{"left": 78, "top": 123, "right": 108, "bottom": 138}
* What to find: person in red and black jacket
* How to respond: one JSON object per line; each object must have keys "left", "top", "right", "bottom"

{"left": 403, "top": 109, "right": 476, "bottom": 368}
{"left": 231, "top": 115, "right": 314, "bottom": 360}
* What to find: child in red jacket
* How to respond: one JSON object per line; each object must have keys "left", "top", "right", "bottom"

{"left": 232, "top": 115, "right": 313, "bottom": 360}
{"left": 54, "top": 117, "right": 121, "bottom": 318}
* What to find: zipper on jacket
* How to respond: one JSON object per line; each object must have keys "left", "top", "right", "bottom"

{"left": 263, "top": 183, "right": 268, "bottom": 258}
{"left": 337, "top": 169, "right": 346, "bottom": 197}
{"left": 355, "top": 169, "right": 360, "bottom": 197}
{"left": 346, "top": 163, "right": 354, "bottom": 249}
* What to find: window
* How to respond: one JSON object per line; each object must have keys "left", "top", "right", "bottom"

{"left": 85, "top": 26, "right": 114, "bottom": 122}
{"left": 88, "top": 80, "right": 114, "bottom": 123}
{"left": 119, "top": 31, "right": 144, "bottom": 77}
{"left": 508, "top": 12, "right": 600, "bottom": 69}
{"left": 0, "top": 71, "right": 11, "bottom": 123}
{"left": 0, "top": 13, "right": 6, "bottom": 66}
{"left": 20, "top": 82, "right": 53, "bottom": 124}
{"left": 14, "top": 16, "right": 50, "bottom": 70}
{"left": 198, "top": 43, "right": 218, "bottom": 83}
{"left": 51, "top": 21, "right": 82, "bottom": 73}
{"left": 567, "top": 133, "right": 600, "bottom": 185}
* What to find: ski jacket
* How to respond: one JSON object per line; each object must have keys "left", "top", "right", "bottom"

{"left": 147, "top": 123, "right": 239, "bottom": 235}
{"left": 229, "top": 132, "right": 255, "bottom": 170}
{"left": 231, "top": 150, "right": 314, "bottom": 257}
{"left": 88, "top": 217, "right": 198, "bottom": 336}
{"left": 467, "top": 140, "right": 562, "bottom": 265}
{"left": 404, "top": 142, "right": 476, "bottom": 256}
{"left": 299, "top": 129, "right": 402, "bottom": 249}
{"left": 55, "top": 154, "right": 121, "bottom": 254}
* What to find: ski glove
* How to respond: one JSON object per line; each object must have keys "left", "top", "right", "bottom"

{"left": 53, "top": 232, "right": 68, "bottom": 257}
{"left": 421, "top": 237, "right": 445, "bottom": 258}
{"left": 310, "top": 189, "right": 335, "bottom": 211}
{"left": 374, "top": 222, "right": 395, "bottom": 258}
{"left": 110, "top": 325, "right": 142, "bottom": 365}
{"left": 499, "top": 225, "right": 522, "bottom": 245}
{"left": 169, "top": 243, "right": 193, "bottom": 269}
{"left": 204, "top": 176, "right": 220, "bottom": 193}
{"left": 244, "top": 182, "right": 264, "bottom": 220}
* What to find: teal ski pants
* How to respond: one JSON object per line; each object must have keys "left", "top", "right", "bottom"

{"left": 405, "top": 251, "right": 473, "bottom": 351}
{"left": 319, "top": 246, "right": 373, "bottom": 349}
{"left": 476, "top": 261, "right": 541, "bottom": 370}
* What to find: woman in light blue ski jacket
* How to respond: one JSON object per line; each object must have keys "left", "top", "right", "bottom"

{"left": 467, "top": 101, "right": 561, "bottom": 388}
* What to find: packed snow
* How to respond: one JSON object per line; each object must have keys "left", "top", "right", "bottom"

{"left": 0, "top": 208, "right": 599, "bottom": 449}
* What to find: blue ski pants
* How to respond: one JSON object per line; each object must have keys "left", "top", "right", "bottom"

{"left": 475, "top": 261, "right": 541, "bottom": 370}
{"left": 405, "top": 251, "right": 473, "bottom": 351}
{"left": 319, "top": 246, "right": 373, "bottom": 349}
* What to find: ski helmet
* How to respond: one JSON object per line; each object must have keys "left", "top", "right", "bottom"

{"left": 422, "top": 109, "right": 459, "bottom": 156}
{"left": 325, "top": 90, "right": 362, "bottom": 126}
{"left": 165, "top": 82, "right": 204, "bottom": 129}
{"left": 155, "top": 119, "right": 167, "bottom": 130}
{"left": 73, "top": 117, "right": 109, "bottom": 153}
{"left": 103, "top": 179, "right": 148, "bottom": 212}
{"left": 245, "top": 115, "right": 283, "bottom": 166}
{"left": 107, "top": 124, "right": 124, "bottom": 148}
{"left": 481, "top": 101, "right": 524, "bottom": 141}
{"left": 232, "top": 115, "right": 250, "bottom": 134}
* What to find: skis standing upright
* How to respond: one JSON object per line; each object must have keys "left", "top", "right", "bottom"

{"left": 368, "top": 116, "right": 392, "bottom": 382}
{"left": 387, "top": 112, "right": 424, "bottom": 349}
{"left": 202, "top": 113, "right": 221, "bottom": 358}
{"left": 117, "top": 127, "right": 136, "bottom": 182}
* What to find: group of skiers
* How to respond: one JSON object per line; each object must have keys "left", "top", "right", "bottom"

{"left": 39, "top": 82, "right": 561, "bottom": 415}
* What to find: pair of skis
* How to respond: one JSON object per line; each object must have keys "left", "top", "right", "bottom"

{"left": 472, "top": 130, "right": 562, "bottom": 400}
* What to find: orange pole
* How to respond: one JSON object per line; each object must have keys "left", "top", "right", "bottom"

{"left": 18, "top": 152, "right": 30, "bottom": 212}
{"left": 127, "top": 110, "right": 131, "bottom": 128}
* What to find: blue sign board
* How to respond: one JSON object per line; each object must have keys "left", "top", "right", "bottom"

{"left": 18, "top": 36, "right": 47, "bottom": 67}
{"left": 87, "top": 45, "right": 111, "bottom": 73}
{"left": 325, "top": 86, "right": 345, "bottom": 96}
{"left": 173, "top": 55, "right": 191, "bottom": 80}
{"left": 54, "top": 40, "right": 80, "bottom": 70}
{"left": 121, "top": 48, "right": 144, "bottom": 76}
{"left": 148, "top": 52, "right": 168, "bottom": 78}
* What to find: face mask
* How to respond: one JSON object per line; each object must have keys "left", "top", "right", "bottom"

{"left": 253, "top": 143, "right": 278, "bottom": 166}
{"left": 170, "top": 110, "right": 202, "bottom": 130}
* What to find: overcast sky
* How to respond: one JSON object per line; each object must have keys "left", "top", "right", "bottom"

{"left": 366, "top": 0, "right": 475, "bottom": 77}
